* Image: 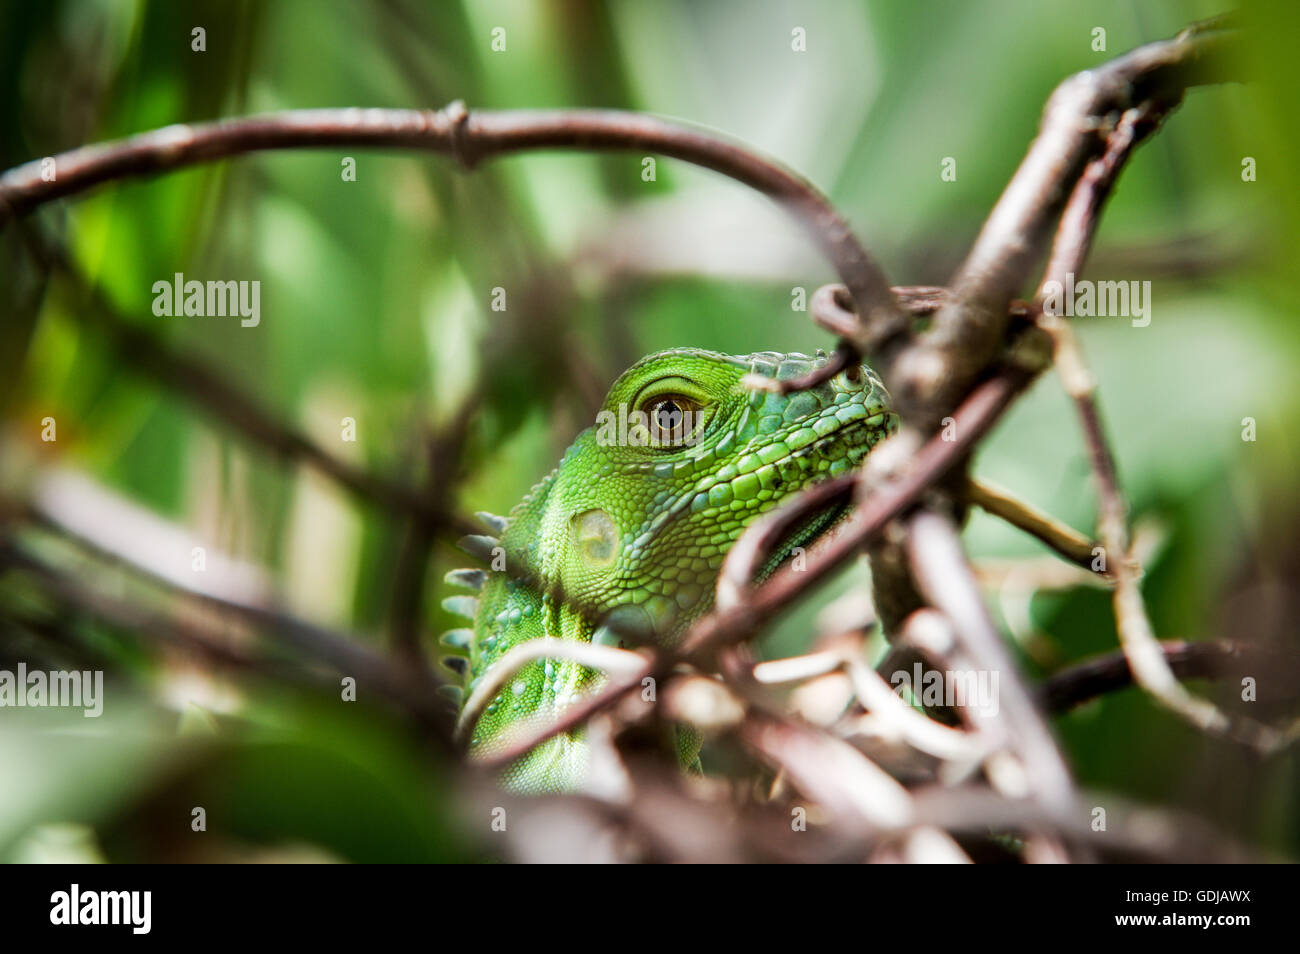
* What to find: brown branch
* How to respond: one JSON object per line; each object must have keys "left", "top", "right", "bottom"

{"left": 888, "top": 20, "right": 1236, "bottom": 424}
{"left": 906, "top": 510, "right": 1077, "bottom": 817}
{"left": 1047, "top": 317, "right": 1284, "bottom": 752}
{"left": 1023, "top": 97, "right": 1282, "bottom": 751}
{"left": 11, "top": 497, "right": 450, "bottom": 738}
{"left": 966, "top": 476, "right": 1100, "bottom": 571}
{"left": 1041, "top": 640, "right": 1300, "bottom": 714}
{"left": 0, "top": 104, "right": 905, "bottom": 357}
{"left": 472, "top": 658, "right": 655, "bottom": 770}
{"left": 684, "top": 365, "right": 1031, "bottom": 661}
{"left": 843, "top": 26, "right": 1244, "bottom": 824}
{"left": 1038, "top": 107, "right": 1161, "bottom": 291}
{"left": 743, "top": 284, "right": 950, "bottom": 396}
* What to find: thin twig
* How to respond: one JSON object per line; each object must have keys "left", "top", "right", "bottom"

{"left": 742, "top": 284, "right": 950, "bottom": 396}
{"left": 714, "top": 471, "right": 857, "bottom": 612}
{"left": 1038, "top": 106, "right": 1160, "bottom": 292}
{"left": 741, "top": 341, "right": 856, "bottom": 396}
{"left": 1029, "top": 97, "right": 1283, "bottom": 750}
{"left": 966, "top": 477, "right": 1101, "bottom": 571}
{"left": 1046, "top": 318, "right": 1283, "bottom": 752}
{"left": 12, "top": 494, "right": 449, "bottom": 733}
{"left": 456, "top": 638, "right": 651, "bottom": 744}
{"left": 19, "top": 224, "right": 456, "bottom": 529}
{"left": 1040, "top": 640, "right": 1300, "bottom": 714}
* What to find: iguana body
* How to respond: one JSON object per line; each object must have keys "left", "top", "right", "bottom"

{"left": 444, "top": 348, "right": 894, "bottom": 792}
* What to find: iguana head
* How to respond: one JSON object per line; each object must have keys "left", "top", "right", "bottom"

{"left": 447, "top": 348, "right": 895, "bottom": 792}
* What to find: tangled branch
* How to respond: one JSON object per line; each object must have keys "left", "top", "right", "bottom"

{"left": 2, "top": 16, "right": 1283, "bottom": 863}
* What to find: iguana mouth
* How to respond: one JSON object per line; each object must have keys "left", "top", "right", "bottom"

{"left": 751, "top": 412, "right": 894, "bottom": 582}
{"left": 760, "top": 495, "right": 852, "bottom": 581}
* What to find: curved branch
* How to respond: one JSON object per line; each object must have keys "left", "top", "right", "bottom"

{"left": 472, "top": 660, "right": 655, "bottom": 771}
{"left": 714, "top": 471, "right": 856, "bottom": 613}
{"left": 0, "top": 104, "right": 905, "bottom": 355}
{"left": 743, "top": 284, "right": 950, "bottom": 396}
{"left": 684, "top": 365, "right": 1031, "bottom": 661}
{"left": 455, "top": 638, "right": 650, "bottom": 744}
{"left": 966, "top": 477, "right": 1100, "bottom": 571}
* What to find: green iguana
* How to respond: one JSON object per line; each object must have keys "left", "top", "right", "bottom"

{"left": 442, "top": 348, "right": 895, "bottom": 792}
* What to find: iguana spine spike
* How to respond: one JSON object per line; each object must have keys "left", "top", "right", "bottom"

{"left": 439, "top": 627, "right": 473, "bottom": 649}
{"left": 441, "top": 595, "right": 479, "bottom": 620}
{"left": 444, "top": 568, "right": 487, "bottom": 591}
{"left": 475, "top": 511, "right": 509, "bottom": 535}
{"left": 457, "top": 534, "right": 500, "bottom": 564}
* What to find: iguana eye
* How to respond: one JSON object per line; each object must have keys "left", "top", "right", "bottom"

{"left": 644, "top": 394, "right": 700, "bottom": 445}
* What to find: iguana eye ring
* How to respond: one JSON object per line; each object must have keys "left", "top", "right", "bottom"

{"left": 644, "top": 394, "right": 700, "bottom": 445}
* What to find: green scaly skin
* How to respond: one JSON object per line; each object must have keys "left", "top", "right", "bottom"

{"left": 447, "top": 348, "right": 895, "bottom": 793}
